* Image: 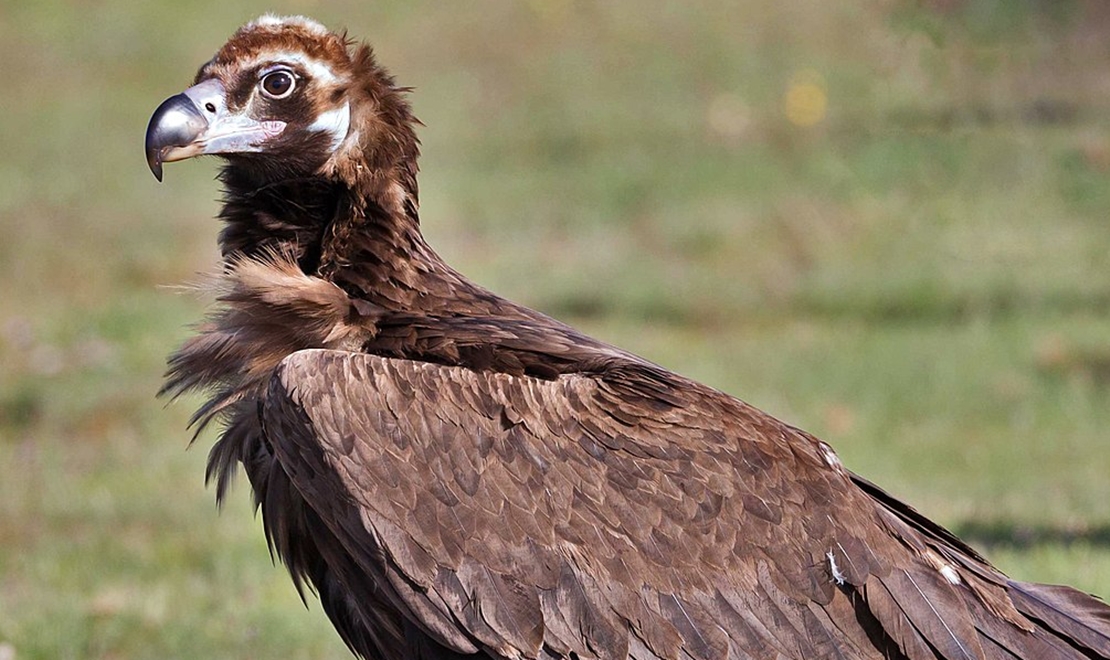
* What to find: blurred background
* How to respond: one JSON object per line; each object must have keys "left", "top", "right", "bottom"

{"left": 2, "top": 0, "right": 1110, "bottom": 657}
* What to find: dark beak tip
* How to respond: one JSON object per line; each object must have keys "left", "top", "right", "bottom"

{"left": 145, "top": 92, "right": 206, "bottom": 183}
{"left": 147, "top": 150, "right": 164, "bottom": 182}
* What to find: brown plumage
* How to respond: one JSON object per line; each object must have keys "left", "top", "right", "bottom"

{"left": 145, "top": 15, "right": 1110, "bottom": 660}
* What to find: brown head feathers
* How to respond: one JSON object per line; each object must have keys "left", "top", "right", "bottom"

{"left": 197, "top": 15, "right": 419, "bottom": 208}
{"left": 208, "top": 15, "right": 352, "bottom": 76}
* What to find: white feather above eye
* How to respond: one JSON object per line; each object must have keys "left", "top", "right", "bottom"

{"left": 249, "top": 51, "right": 344, "bottom": 85}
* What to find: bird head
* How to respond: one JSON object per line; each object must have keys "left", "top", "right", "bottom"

{"left": 145, "top": 15, "right": 418, "bottom": 192}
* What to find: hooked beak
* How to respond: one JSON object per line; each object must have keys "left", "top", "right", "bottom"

{"left": 144, "top": 78, "right": 286, "bottom": 181}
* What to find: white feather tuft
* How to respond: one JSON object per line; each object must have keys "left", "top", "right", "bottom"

{"left": 820, "top": 442, "right": 842, "bottom": 469}
{"left": 309, "top": 102, "right": 351, "bottom": 152}
{"left": 827, "top": 551, "right": 846, "bottom": 586}
{"left": 246, "top": 14, "right": 331, "bottom": 36}
{"left": 940, "top": 564, "right": 961, "bottom": 585}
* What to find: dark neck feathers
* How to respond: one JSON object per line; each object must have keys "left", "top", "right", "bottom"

{"left": 214, "top": 166, "right": 423, "bottom": 280}
{"left": 216, "top": 43, "right": 433, "bottom": 297}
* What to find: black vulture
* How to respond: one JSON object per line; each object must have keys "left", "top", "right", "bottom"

{"left": 145, "top": 15, "right": 1110, "bottom": 660}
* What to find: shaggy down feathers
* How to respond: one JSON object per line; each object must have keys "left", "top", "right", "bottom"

{"left": 158, "top": 16, "right": 1110, "bottom": 660}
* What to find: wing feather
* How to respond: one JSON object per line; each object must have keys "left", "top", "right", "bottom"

{"left": 262, "top": 348, "right": 1100, "bottom": 660}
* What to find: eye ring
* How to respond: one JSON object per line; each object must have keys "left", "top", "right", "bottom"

{"left": 260, "top": 69, "right": 296, "bottom": 99}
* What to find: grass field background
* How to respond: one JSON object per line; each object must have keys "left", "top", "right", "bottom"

{"left": 2, "top": 1, "right": 1109, "bottom": 657}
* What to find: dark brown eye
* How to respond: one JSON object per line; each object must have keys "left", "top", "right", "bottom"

{"left": 260, "top": 70, "right": 295, "bottom": 99}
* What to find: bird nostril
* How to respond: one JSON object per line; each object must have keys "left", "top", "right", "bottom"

{"left": 205, "top": 102, "right": 216, "bottom": 113}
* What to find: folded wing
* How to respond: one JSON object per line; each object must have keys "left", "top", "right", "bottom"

{"left": 263, "top": 348, "right": 1109, "bottom": 660}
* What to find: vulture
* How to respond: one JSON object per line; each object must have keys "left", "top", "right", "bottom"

{"left": 145, "top": 15, "right": 1110, "bottom": 660}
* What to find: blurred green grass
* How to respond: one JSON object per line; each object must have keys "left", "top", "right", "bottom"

{"left": 2, "top": 1, "right": 1110, "bottom": 657}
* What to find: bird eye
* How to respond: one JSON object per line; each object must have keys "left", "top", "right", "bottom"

{"left": 260, "top": 70, "right": 296, "bottom": 99}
